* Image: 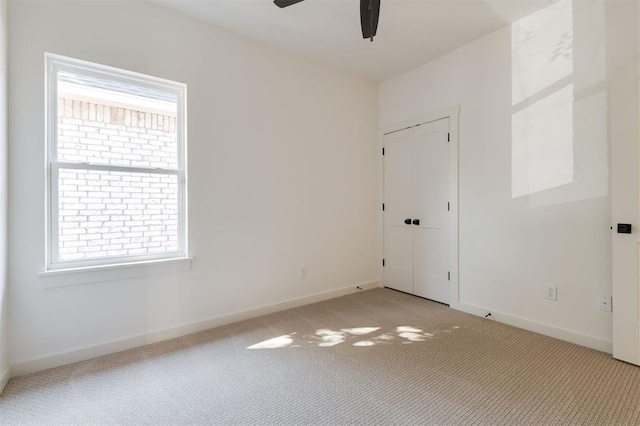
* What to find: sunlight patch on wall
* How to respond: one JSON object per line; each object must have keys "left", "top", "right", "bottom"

{"left": 512, "top": 85, "right": 574, "bottom": 198}
{"left": 511, "top": 0, "right": 574, "bottom": 198}
{"left": 512, "top": 0, "right": 573, "bottom": 105}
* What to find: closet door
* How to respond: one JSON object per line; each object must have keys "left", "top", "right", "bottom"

{"left": 383, "top": 128, "right": 414, "bottom": 294}
{"left": 412, "top": 118, "right": 450, "bottom": 303}
{"left": 383, "top": 118, "right": 451, "bottom": 304}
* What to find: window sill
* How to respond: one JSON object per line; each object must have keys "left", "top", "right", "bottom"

{"left": 39, "top": 257, "right": 192, "bottom": 289}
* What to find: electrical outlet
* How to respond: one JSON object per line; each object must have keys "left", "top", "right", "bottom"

{"left": 600, "top": 296, "right": 612, "bottom": 312}
{"left": 300, "top": 266, "right": 308, "bottom": 279}
{"left": 545, "top": 286, "right": 557, "bottom": 301}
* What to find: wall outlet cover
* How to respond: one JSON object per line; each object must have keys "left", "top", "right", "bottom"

{"left": 600, "top": 296, "right": 612, "bottom": 312}
{"left": 545, "top": 286, "right": 557, "bottom": 301}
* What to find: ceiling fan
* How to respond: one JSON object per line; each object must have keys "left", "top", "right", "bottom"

{"left": 274, "top": 0, "right": 381, "bottom": 42}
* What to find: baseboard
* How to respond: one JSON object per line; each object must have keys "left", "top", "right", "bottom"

{"left": 11, "top": 280, "right": 379, "bottom": 377}
{"left": 0, "top": 364, "right": 10, "bottom": 395}
{"left": 451, "top": 301, "right": 613, "bottom": 354}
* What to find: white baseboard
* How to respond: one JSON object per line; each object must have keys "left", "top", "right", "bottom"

{"left": 451, "top": 301, "right": 613, "bottom": 354}
{"left": 0, "top": 364, "right": 10, "bottom": 395}
{"left": 11, "top": 281, "right": 380, "bottom": 377}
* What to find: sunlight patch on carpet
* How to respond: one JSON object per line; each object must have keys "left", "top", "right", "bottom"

{"left": 247, "top": 325, "right": 458, "bottom": 349}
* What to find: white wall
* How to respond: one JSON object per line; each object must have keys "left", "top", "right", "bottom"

{"left": 0, "top": 0, "right": 8, "bottom": 391}
{"left": 380, "top": 0, "right": 639, "bottom": 351}
{"left": 8, "top": 1, "right": 378, "bottom": 372}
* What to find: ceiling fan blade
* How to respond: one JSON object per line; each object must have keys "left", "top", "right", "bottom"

{"left": 360, "top": 0, "right": 380, "bottom": 40}
{"left": 274, "top": 0, "right": 305, "bottom": 8}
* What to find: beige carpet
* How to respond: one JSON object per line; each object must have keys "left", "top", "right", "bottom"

{"left": 1, "top": 288, "right": 640, "bottom": 425}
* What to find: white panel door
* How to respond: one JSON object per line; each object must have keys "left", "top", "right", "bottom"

{"left": 383, "top": 128, "right": 414, "bottom": 294}
{"left": 413, "top": 118, "right": 450, "bottom": 303}
{"left": 383, "top": 118, "right": 450, "bottom": 303}
{"left": 611, "top": 61, "right": 640, "bottom": 366}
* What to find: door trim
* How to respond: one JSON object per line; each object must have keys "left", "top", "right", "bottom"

{"left": 377, "top": 106, "right": 460, "bottom": 306}
{"left": 611, "top": 60, "right": 640, "bottom": 365}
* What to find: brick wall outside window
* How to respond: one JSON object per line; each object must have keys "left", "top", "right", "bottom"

{"left": 56, "top": 98, "right": 179, "bottom": 261}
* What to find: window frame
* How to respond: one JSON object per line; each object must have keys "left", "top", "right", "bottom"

{"left": 45, "top": 53, "right": 188, "bottom": 271}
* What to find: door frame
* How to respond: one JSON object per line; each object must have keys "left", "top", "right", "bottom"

{"left": 377, "top": 106, "right": 460, "bottom": 306}
{"left": 611, "top": 60, "right": 640, "bottom": 365}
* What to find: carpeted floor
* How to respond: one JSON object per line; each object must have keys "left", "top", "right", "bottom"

{"left": 1, "top": 288, "right": 640, "bottom": 425}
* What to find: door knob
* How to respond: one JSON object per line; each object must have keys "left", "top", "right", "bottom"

{"left": 413, "top": 219, "right": 420, "bottom": 225}
{"left": 404, "top": 218, "right": 412, "bottom": 225}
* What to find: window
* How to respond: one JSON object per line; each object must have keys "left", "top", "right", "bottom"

{"left": 46, "top": 54, "right": 187, "bottom": 270}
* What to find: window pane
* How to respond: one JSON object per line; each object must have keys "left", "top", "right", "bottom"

{"left": 56, "top": 70, "right": 178, "bottom": 169}
{"left": 58, "top": 168, "right": 179, "bottom": 261}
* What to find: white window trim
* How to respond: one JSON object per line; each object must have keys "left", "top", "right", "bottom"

{"left": 39, "top": 257, "right": 192, "bottom": 289}
{"left": 45, "top": 53, "right": 188, "bottom": 271}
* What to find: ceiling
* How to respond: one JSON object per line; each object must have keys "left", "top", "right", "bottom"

{"left": 152, "top": 0, "right": 556, "bottom": 82}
